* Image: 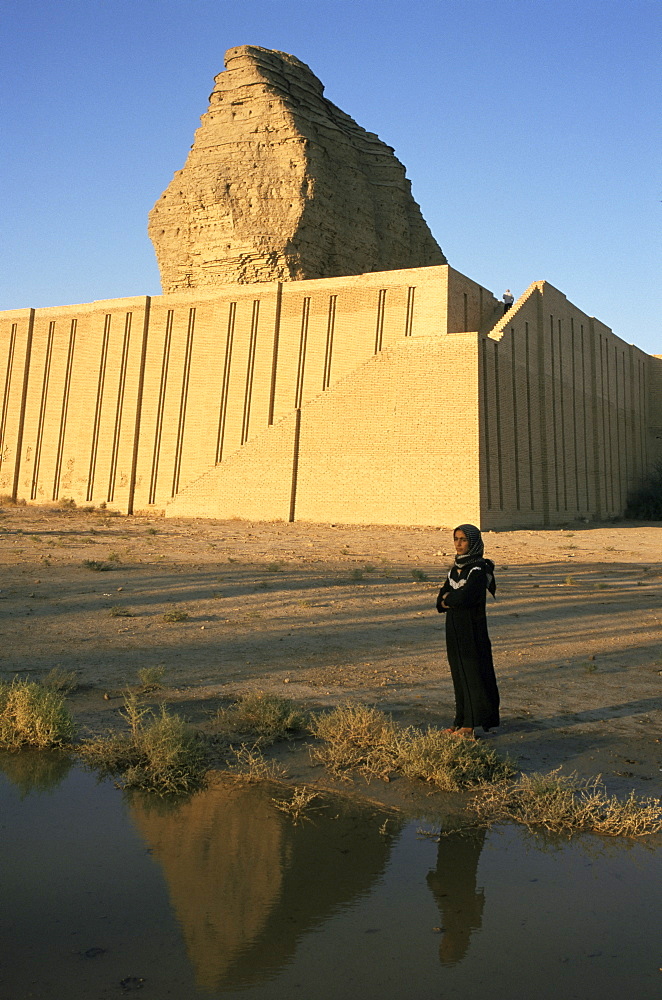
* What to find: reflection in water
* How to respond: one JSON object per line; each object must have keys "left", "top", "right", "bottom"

{"left": 2, "top": 762, "right": 661, "bottom": 1000}
{"left": 128, "top": 784, "right": 399, "bottom": 993}
{"left": 427, "top": 829, "right": 486, "bottom": 966}
{"left": 0, "top": 749, "right": 72, "bottom": 796}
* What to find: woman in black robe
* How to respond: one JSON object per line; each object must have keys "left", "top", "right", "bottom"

{"left": 436, "top": 523, "right": 500, "bottom": 737}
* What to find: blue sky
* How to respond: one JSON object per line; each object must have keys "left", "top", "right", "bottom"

{"left": 1, "top": 0, "right": 659, "bottom": 355}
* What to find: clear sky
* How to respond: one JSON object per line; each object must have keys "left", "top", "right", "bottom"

{"left": 1, "top": 0, "right": 659, "bottom": 354}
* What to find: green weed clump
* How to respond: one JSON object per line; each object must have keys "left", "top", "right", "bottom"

{"left": 163, "top": 609, "right": 189, "bottom": 622}
{"left": 471, "top": 770, "right": 662, "bottom": 838}
{"left": 80, "top": 694, "right": 208, "bottom": 794}
{"left": 82, "top": 559, "right": 113, "bottom": 571}
{"left": 0, "top": 678, "right": 75, "bottom": 749}
{"left": 309, "top": 704, "right": 514, "bottom": 790}
{"left": 137, "top": 666, "right": 166, "bottom": 692}
{"left": 216, "top": 691, "right": 307, "bottom": 745}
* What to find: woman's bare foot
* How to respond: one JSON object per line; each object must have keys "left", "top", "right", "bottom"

{"left": 455, "top": 727, "right": 476, "bottom": 739}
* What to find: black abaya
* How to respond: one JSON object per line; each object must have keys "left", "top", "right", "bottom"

{"left": 436, "top": 562, "right": 500, "bottom": 731}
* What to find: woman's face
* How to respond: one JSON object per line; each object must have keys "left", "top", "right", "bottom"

{"left": 454, "top": 530, "right": 470, "bottom": 555}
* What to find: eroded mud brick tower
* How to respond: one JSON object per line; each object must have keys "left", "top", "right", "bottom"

{"left": 1, "top": 46, "right": 660, "bottom": 528}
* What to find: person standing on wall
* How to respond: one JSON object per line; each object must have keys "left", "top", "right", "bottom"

{"left": 436, "top": 524, "right": 500, "bottom": 738}
{"left": 502, "top": 290, "right": 514, "bottom": 313}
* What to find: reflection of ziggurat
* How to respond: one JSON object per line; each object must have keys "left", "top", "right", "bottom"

{"left": 129, "top": 786, "right": 488, "bottom": 989}
{"left": 129, "top": 785, "right": 395, "bottom": 992}
{"left": 1, "top": 46, "right": 659, "bottom": 530}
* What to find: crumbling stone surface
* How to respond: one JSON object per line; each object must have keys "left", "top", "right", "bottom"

{"left": 148, "top": 45, "right": 446, "bottom": 291}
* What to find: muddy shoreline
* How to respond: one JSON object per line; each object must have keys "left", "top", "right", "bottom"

{"left": 1, "top": 504, "right": 660, "bottom": 810}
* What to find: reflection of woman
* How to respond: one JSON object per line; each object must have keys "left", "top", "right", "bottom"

{"left": 426, "top": 829, "right": 486, "bottom": 965}
{"left": 436, "top": 523, "right": 500, "bottom": 737}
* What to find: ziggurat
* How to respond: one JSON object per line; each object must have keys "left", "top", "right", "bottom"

{"left": 1, "top": 47, "right": 660, "bottom": 529}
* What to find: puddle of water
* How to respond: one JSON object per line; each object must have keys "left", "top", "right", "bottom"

{"left": 0, "top": 752, "right": 660, "bottom": 1000}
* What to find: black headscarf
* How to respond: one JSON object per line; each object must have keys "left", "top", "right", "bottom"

{"left": 453, "top": 523, "right": 496, "bottom": 598}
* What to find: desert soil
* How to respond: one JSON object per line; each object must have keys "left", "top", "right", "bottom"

{"left": 0, "top": 503, "right": 660, "bottom": 806}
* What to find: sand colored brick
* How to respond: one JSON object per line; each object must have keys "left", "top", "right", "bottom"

{"left": 481, "top": 283, "right": 658, "bottom": 527}
{"left": 0, "top": 266, "right": 658, "bottom": 529}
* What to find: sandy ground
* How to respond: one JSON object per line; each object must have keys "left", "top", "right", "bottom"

{"left": 0, "top": 503, "right": 660, "bottom": 805}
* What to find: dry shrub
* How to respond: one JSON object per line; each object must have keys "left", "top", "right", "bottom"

{"left": 272, "top": 785, "right": 320, "bottom": 824}
{"left": 396, "top": 727, "right": 515, "bottom": 790}
{"left": 0, "top": 678, "right": 75, "bottom": 749}
{"left": 80, "top": 693, "right": 208, "bottom": 794}
{"left": 471, "top": 769, "right": 662, "bottom": 838}
{"left": 42, "top": 667, "right": 79, "bottom": 694}
{"left": 216, "top": 691, "right": 307, "bottom": 745}
{"left": 309, "top": 704, "right": 513, "bottom": 790}
{"left": 309, "top": 704, "right": 400, "bottom": 779}
{"left": 226, "top": 744, "right": 287, "bottom": 781}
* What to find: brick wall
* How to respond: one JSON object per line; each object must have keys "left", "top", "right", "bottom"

{"left": 648, "top": 356, "right": 662, "bottom": 468}
{"left": 0, "top": 308, "right": 33, "bottom": 498}
{"left": 294, "top": 336, "right": 481, "bottom": 526}
{"left": 0, "top": 299, "right": 149, "bottom": 509}
{"left": 480, "top": 282, "right": 654, "bottom": 528}
{"left": 168, "top": 336, "right": 481, "bottom": 527}
{"left": 166, "top": 407, "right": 298, "bottom": 521}
{"left": 0, "top": 265, "right": 657, "bottom": 529}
